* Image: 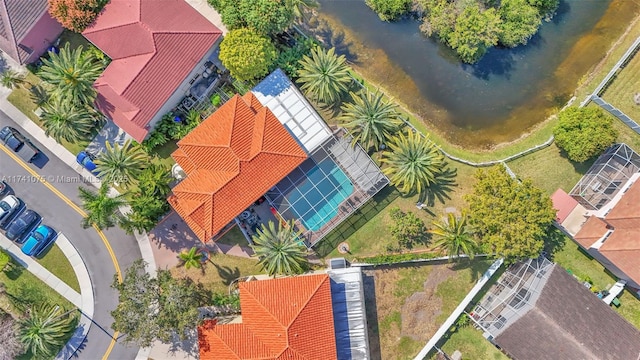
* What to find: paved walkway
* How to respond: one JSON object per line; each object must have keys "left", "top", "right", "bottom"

{"left": 185, "top": 0, "right": 228, "bottom": 34}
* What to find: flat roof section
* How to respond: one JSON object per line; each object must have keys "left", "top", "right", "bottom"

{"left": 253, "top": 69, "right": 333, "bottom": 153}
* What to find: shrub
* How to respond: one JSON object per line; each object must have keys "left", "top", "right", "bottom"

{"left": 553, "top": 107, "right": 618, "bottom": 163}
{"left": 219, "top": 29, "right": 278, "bottom": 81}
{"left": 48, "top": 0, "right": 104, "bottom": 32}
{"left": 0, "top": 249, "right": 10, "bottom": 271}
{"left": 355, "top": 251, "right": 439, "bottom": 265}
{"left": 273, "top": 37, "right": 316, "bottom": 78}
{"left": 365, "top": 0, "right": 412, "bottom": 21}
{"left": 388, "top": 207, "right": 429, "bottom": 250}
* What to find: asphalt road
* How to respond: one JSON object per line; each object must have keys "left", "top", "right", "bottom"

{"left": 0, "top": 111, "right": 141, "bottom": 360}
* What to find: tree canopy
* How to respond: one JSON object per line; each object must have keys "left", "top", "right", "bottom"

{"left": 219, "top": 28, "right": 278, "bottom": 82}
{"left": 111, "top": 260, "right": 209, "bottom": 347}
{"left": 418, "top": 0, "right": 559, "bottom": 63}
{"left": 553, "top": 107, "right": 618, "bottom": 163}
{"left": 48, "top": 0, "right": 105, "bottom": 32}
{"left": 366, "top": 0, "right": 412, "bottom": 21}
{"left": 464, "top": 166, "right": 555, "bottom": 261}
{"left": 209, "top": 0, "right": 294, "bottom": 35}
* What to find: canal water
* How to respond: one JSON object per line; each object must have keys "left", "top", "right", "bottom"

{"left": 315, "top": 0, "right": 639, "bottom": 148}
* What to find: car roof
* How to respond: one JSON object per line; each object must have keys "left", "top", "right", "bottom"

{"left": 21, "top": 237, "right": 38, "bottom": 254}
{"left": 0, "top": 195, "right": 18, "bottom": 206}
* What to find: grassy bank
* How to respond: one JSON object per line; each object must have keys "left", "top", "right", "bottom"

{"left": 35, "top": 244, "right": 81, "bottom": 293}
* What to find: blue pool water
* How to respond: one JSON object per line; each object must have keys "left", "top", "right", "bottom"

{"left": 286, "top": 159, "right": 353, "bottom": 231}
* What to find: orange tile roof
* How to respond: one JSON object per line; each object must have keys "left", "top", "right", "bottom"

{"left": 169, "top": 93, "right": 307, "bottom": 242}
{"left": 198, "top": 274, "right": 338, "bottom": 360}
{"left": 83, "top": 0, "right": 222, "bottom": 141}
{"left": 573, "top": 216, "right": 611, "bottom": 249}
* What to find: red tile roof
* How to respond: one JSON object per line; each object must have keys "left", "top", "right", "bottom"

{"left": 573, "top": 215, "right": 610, "bottom": 249}
{"left": 83, "top": 0, "right": 222, "bottom": 141}
{"left": 198, "top": 274, "right": 338, "bottom": 360}
{"left": 168, "top": 93, "right": 307, "bottom": 242}
{"left": 551, "top": 188, "right": 578, "bottom": 223}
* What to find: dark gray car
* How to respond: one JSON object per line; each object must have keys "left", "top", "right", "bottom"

{"left": 5, "top": 209, "right": 41, "bottom": 243}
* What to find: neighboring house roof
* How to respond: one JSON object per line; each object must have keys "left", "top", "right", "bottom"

{"left": 198, "top": 274, "right": 338, "bottom": 360}
{"left": 83, "top": 0, "right": 222, "bottom": 142}
{"left": 551, "top": 188, "right": 578, "bottom": 223}
{"left": 494, "top": 265, "right": 640, "bottom": 360}
{"left": 168, "top": 93, "right": 307, "bottom": 242}
{"left": 0, "top": 0, "right": 49, "bottom": 63}
{"left": 573, "top": 215, "right": 610, "bottom": 249}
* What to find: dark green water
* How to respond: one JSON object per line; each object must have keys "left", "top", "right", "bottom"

{"left": 317, "top": 0, "right": 633, "bottom": 147}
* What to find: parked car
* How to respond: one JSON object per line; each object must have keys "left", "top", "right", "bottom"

{"left": 0, "top": 126, "right": 41, "bottom": 163}
{"left": 76, "top": 151, "right": 99, "bottom": 176}
{"left": 0, "top": 199, "right": 24, "bottom": 230}
{"left": 0, "top": 180, "right": 7, "bottom": 196}
{"left": 5, "top": 209, "right": 41, "bottom": 243}
{"left": 21, "top": 225, "right": 57, "bottom": 257}
{"left": 0, "top": 195, "right": 19, "bottom": 220}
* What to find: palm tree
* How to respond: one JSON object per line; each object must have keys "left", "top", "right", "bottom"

{"left": 137, "top": 162, "right": 172, "bottom": 197}
{"left": 41, "top": 96, "right": 96, "bottom": 143}
{"left": 297, "top": 46, "right": 351, "bottom": 105}
{"left": 339, "top": 90, "right": 402, "bottom": 151}
{"left": 39, "top": 43, "right": 102, "bottom": 105}
{"left": 430, "top": 212, "right": 478, "bottom": 261}
{"left": 251, "top": 220, "right": 308, "bottom": 277}
{"left": 95, "top": 139, "right": 149, "bottom": 188}
{"left": 18, "top": 304, "right": 75, "bottom": 358}
{"left": 178, "top": 247, "right": 202, "bottom": 270}
{"left": 288, "top": 0, "right": 319, "bottom": 22}
{"left": 1, "top": 69, "right": 24, "bottom": 89}
{"left": 78, "top": 183, "right": 127, "bottom": 230}
{"left": 381, "top": 130, "right": 445, "bottom": 196}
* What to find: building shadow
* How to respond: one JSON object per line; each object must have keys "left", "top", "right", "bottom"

{"left": 361, "top": 270, "right": 383, "bottom": 360}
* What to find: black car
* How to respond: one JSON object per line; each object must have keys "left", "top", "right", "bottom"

{"left": 0, "top": 126, "right": 40, "bottom": 163}
{"left": 5, "top": 209, "right": 41, "bottom": 243}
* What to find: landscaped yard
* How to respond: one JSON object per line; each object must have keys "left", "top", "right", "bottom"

{"left": 35, "top": 244, "right": 80, "bottom": 293}
{"left": 316, "top": 162, "right": 477, "bottom": 259}
{"left": 0, "top": 259, "right": 78, "bottom": 360}
{"left": 170, "top": 253, "right": 260, "bottom": 294}
{"left": 437, "top": 326, "right": 508, "bottom": 360}
{"left": 363, "top": 260, "right": 491, "bottom": 360}
{"left": 217, "top": 226, "right": 249, "bottom": 248}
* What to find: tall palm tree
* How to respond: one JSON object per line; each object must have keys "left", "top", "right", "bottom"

{"left": 288, "top": 0, "right": 319, "bottom": 22}
{"left": 18, "top": 304, "right": 75, "bottom": 358}
{"left": 39, "top": 44, "right": 102, "bottom": 105}
{"left": 1, "top": 69, "right": 24, "bottom": 89}
{"left": 339, "top": 90, "right": 402, "bottom": 151}
{"left": 381, "top": 131, "right": 445, "bottom": 196}
{"left": 95, "top": 139, "right": 149, "bottom": 188}
{"left": 41, "top": 96, "right": 96, "bottom": 143}
{"left": 178, "top": 247, "right": 202, "bottom": 270}
{"left": 251, "top": 220, "right": 308, "bottom": 277}
{"left": 78, "top": 183, "right": 127, "bottom": 230}
{"left": 297, "top": 46, "right": 351, "bottom": 105}
{"left": 430, "top": 212, "right": 478, "bottom": 261}
{"left": 137, "top": 162, "right": 172, "bottom": 197}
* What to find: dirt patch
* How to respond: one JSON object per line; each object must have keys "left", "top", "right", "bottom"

{"left": 364, "top": 264, "right": 460, "bottom": 360}
{"left": 401, "top": 266, "right": 456, "bottom": 341}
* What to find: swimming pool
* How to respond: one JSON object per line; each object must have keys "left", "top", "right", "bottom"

{"left": 285, "top": 159, "right": 353, "bottom": 231}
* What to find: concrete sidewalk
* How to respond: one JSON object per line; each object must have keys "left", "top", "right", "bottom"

{"left": 0, "top": 231, "right": 94, "bottom": 359}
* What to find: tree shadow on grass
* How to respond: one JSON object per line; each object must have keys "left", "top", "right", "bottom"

{"left": 210, "top": 261, "right": 241, "bottom": 287}
{"left": 449, "top": 258, "right": 491, "bottom": 283}
{"left": 421, "top": 166, "right": 458, "bottom": 208}
{"left": 544, "top": 226, "right": 567, "bottom": 260}
{"left": 3, "top": 261, "right": 23, "bottom": 280}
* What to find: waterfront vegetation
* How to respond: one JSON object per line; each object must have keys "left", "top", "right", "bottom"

{"left": 365, "top": 0, "right": 559, "bottom": 63}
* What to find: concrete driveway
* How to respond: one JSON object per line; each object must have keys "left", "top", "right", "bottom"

{"left": 0, "top": 110, "right": 141, "bottom": 360}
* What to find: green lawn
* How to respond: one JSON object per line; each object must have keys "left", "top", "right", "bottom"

{"left": 316, "top": 162, "right": 477, "bottom": 259}
{"left": 35, "top": 244, "right": 81, "bottom": 293}
{"left": 372, "top": 260, "right": 492, "bottom": 360}
{"left": 217, "top": 226, "right": 249, "bottom": 248}
{"left": 149, "top": 140, "right": 177, "bottom": 168}
{"left": 600, "top": 47, "right": 640, "bottom": 122}
{"left": 438, "top": 326, "right": 509, "bottom": 360}
{"left": 0, "top": 259, "right": 78, "bottom": 360}
{"left": 170, "top": 253, "right": 260, "bottom": 294}
{"left": 58, "top": 30, "right": 93, "bottom": 51}
{"left": 552, "top": 237, "right": 640, "bottom": 329}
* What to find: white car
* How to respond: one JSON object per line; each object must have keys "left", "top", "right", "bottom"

{"left": 0, "top": 195, "right": 20, "bottom": 220}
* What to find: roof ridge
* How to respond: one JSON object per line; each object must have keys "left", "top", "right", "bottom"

{"left": 285, "top": 275, "right": 329, "bottom": 329}
{"left": 243, "top": 284, "right": 287, "bottom": 328}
